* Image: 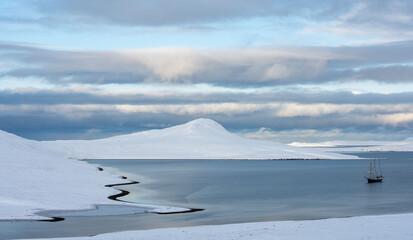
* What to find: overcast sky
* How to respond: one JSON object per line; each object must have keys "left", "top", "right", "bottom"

{"left": 1, "top": 0, "right": 413, "bottom": 142}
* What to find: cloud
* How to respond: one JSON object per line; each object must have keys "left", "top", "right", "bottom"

{"left": 1, "top": 41, "right": 412, "bottom": 140}
{"left": 3, "top": 0, "right": 409, "bottom": 45}
{"left": 305, "top": 1, "right": 413, "bottom": 41}
{"left": 2, "top": 103, "right": 412, "bottom": 141}
{"left": 2, "top": 41, "right": 413, "bottom": 87}
{"left": 377, "top": 113, "right": 413, "bottom": 127}
{"left": 3, "top": 1, "right": 412, "bottom": 48}
{"left": 2, "top": 88, "right": 413, "bottom": 106}
{"left": 27, "top": 0, "right": 355, "bottom": 27}
{"left": 1, "top": 102, "right": 413, "bottom": 128}
{"left": 1, "top": 1, "right": 413, "bottom": 141}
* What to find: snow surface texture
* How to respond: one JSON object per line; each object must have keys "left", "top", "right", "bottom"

{"left": 47, "top": 118, "right": 356, "bottom": 160}
{"left": 17, "top": 213, "right": 413, "bottom": 240}
{"left": 0, "top": 130, "right": 186, "bottom": 220}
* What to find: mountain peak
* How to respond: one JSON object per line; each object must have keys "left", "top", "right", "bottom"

{"left": 180, "top": 118, "right": 228, "bottom": 133}
{"left": 185, "top": 118, "right": 221, "bottom": 127}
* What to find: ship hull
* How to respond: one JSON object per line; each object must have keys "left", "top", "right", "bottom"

{"left": 365, "top": 176, "right": 383, "bottom": 183}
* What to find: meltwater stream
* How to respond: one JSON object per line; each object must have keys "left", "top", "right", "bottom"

{"left": 1, "top": 152, "right": 413, "bottom": 239}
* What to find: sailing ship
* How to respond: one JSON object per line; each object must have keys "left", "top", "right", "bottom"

{"left": 365, "top": 159, "right": 383, "bottom": 183}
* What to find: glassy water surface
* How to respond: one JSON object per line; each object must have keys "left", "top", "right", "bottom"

{"left": 2, "top": 152, "right": 413, "bottom": 239}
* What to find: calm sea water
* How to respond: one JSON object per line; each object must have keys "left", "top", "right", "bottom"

{"left": 1, "top": 152, "right": 413, "bottom": 239}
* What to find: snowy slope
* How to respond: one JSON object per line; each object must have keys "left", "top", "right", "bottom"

{"left": 47, "top": 118, "right": 356, "bottom": 159}
{"left": 0, "top": 130, "right": 185, "bottom": 220}
{"left": 17, "top": 213, "right": 413, "bottom": 240}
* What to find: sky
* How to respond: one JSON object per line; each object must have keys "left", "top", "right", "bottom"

{"left": 1, "top": 0, "right": 413, "bottom": 142}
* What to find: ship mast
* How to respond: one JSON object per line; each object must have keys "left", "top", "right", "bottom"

{"left": 368, "top": 161, "right": 373, "bottom": 178}
{"left": 378, "top": 159, "right": 382, "bottom": 176}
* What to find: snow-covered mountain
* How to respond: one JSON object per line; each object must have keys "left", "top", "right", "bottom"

{"left": 47, "top": 118, "right": 356, "bottom": 159}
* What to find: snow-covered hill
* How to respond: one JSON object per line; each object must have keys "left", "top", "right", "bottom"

{"left": 47, "top": 118, "right": 356, "bottom": 160}
{"left": 0, "top": 130, "right": 114, "bottom": 219}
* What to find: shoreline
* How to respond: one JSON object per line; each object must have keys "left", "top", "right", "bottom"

{"left": 101, "top": 167, "right": 205, "bottom": 214}
{"left": 4, "top": 158, "right": 413, "bottom": 239}
{"left": 0, "top": 166, "right": 196, "bottom": 223}
{"left": 34, "top": 166, "right": 204, "bottom": 223}
{"left": 2, "top": 156, "right": 402, "bottom": 222}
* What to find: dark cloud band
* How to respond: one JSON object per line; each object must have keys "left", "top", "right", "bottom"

{"left": 1, "top": 88, "right": 413, "bottom": 105}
